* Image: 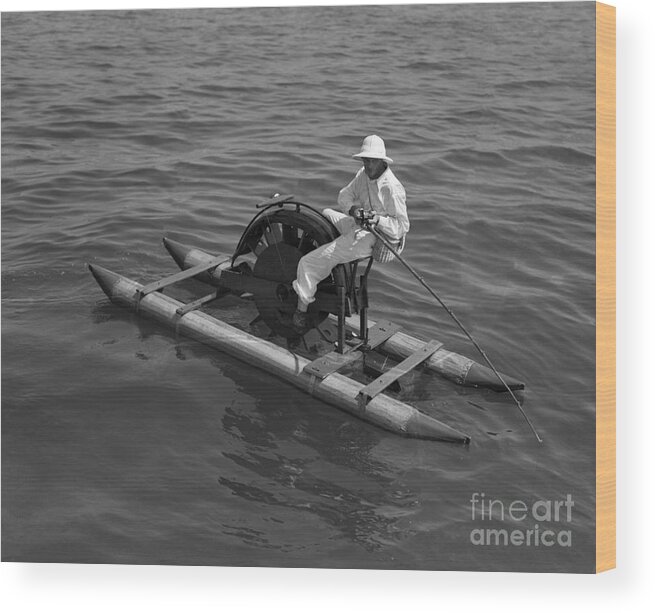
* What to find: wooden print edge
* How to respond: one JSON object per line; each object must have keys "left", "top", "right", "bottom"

{"left": 596, "top": 1, "right": 616, "bottom": 573}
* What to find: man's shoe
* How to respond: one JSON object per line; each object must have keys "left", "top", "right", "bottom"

{"left": 292, "top": 310, "right": 308, "bottom": 333}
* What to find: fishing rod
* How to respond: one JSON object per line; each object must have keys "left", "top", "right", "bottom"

{"left": 367, "top": 222, "right": 542, "bottom": 443}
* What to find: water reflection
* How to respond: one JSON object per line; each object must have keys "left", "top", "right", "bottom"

{"left": 217, "top": 358, "right": 421, "bottom": 556}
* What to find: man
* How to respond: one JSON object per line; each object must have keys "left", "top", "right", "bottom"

{"left": 291, "top": 135, "right": 409, "bottom": 332}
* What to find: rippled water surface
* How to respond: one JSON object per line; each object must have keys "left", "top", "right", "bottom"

{"left": 2, "top": 3, "right": 596, "bottom": 571}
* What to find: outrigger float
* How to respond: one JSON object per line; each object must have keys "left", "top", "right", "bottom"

{"left": 89, "top": 195, "right": 525, "bottom": 444}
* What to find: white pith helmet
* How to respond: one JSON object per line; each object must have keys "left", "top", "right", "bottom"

{"left": 352, "top": 135, "right": 393, "bottom": 164}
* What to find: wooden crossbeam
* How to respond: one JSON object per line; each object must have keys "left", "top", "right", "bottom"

{"left": 175, "top": 290, "right": 227, "bottom": 316}
{"left": 358, "top": 340, "right": 443, "bottom": 409}
{"left": 136, "top": 255, "right": 228, "bottom": 298}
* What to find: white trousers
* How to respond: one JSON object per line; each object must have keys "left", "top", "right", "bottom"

{"left": 292, "top": 208, "right": 376, "bottom": 309}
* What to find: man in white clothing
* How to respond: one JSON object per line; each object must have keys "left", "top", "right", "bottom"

{"left": 291, "top": 135, "right": 409, "bottom": 332}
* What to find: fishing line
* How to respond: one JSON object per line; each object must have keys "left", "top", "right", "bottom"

{"left": 368, "top": 225, "right": 542, "bottom": 443}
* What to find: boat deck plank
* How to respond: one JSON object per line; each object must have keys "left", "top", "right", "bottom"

{"left": 137, "top": 255, "right": 228, "bottom": 297}
{"left": 359, "top": 340, "right": 444, "bottom": 404}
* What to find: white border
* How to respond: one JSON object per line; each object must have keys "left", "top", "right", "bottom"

{"left": 1, "top": 0, "right": 653, "bottom": 611}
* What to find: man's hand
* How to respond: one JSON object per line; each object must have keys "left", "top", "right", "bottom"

{"left": 349, "top": 207, "right": 382, "bottom": 228}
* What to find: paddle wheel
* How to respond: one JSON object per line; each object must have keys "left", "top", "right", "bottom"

{"left": 225, "top": 194, "right": 373, "bottom": 348}
{"left": 229, "top": 196, "right": 344, "bottom": 337}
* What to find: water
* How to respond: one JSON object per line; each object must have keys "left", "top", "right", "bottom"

{"left": 2, "top": 3, "right": 597, "bottom": 571}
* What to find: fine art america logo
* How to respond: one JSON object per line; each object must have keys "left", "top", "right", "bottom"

{"left": 469, "top": 493, "right": 574, "bottom": 547}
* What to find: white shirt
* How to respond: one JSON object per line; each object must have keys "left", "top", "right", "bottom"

{"left": 336, "top": 166, "right": 409, "bottom": 241}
